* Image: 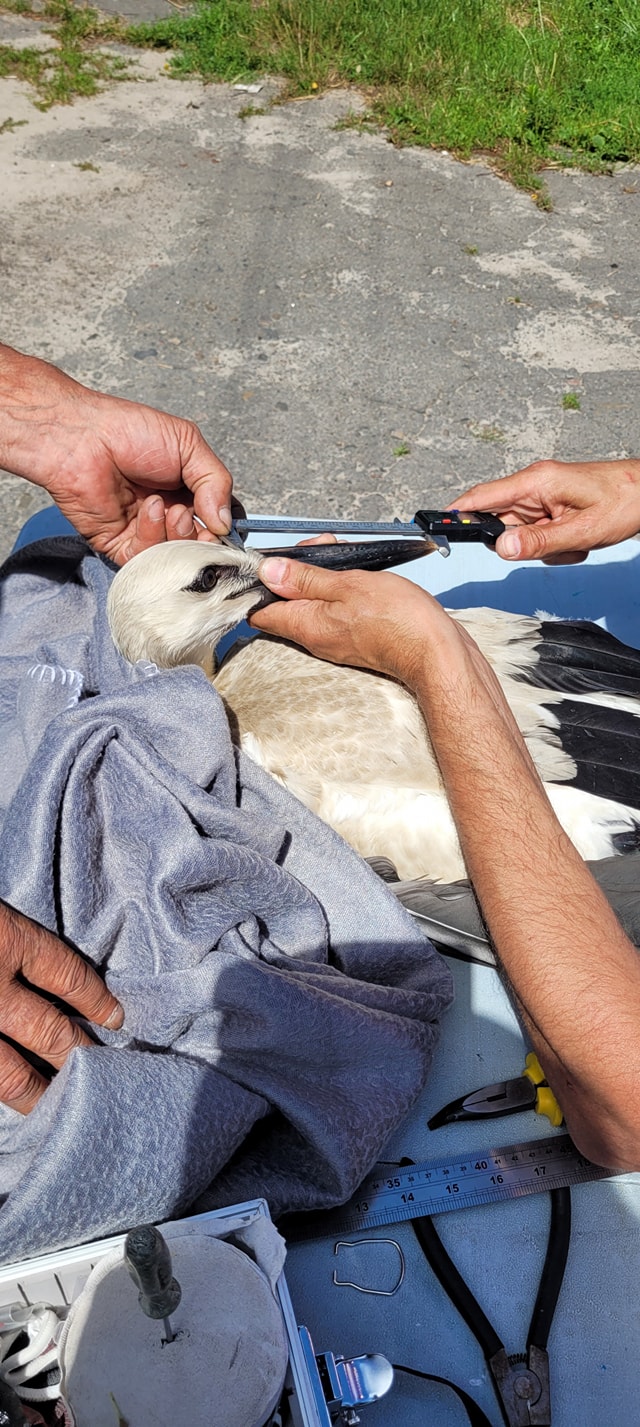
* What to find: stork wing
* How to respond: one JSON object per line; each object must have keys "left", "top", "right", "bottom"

{"left": 369, "top": 853, "right": 640, "bottom": 963}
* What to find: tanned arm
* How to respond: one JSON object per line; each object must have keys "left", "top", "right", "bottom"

{"left": 253, "top": 557, "right": 640, "bottom": 1170}
{"left": 411, "top": 621, "right": 640, "bottom": 1170}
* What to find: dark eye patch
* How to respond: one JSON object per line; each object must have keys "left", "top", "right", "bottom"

{"left": 183, "top": 564, "right": 230, "bottom": 594}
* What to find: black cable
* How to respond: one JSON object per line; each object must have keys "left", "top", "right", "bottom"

{"left": 411, "top": 1215, "right": 503, "bottom": 1362}
{"left": 372, "top": 1164, "right": 571, "bottom": 1420}
{"left": 392, "top": 1363, "right": 494, "bottom": 1427}
{"left": 527, "top": 1185, "right": 572, "bottom": 1352}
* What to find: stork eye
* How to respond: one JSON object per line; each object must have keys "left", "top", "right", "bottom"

{"left": 183, "top": 563, "right": 230, "bottom": 595}
{"left": 199, "top": 566, "right": 219, "bottom": 592}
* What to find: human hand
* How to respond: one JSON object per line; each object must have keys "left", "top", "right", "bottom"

{"left": 253, "top": 553, "right": 533, "bottom": 782}
{"left": 0, "top": 900, "right": 123, "bottom": 1114}
{"left": 251, "top": 553, "right": 454, "bottom": 687}
{"left": 452, "top": 458, "right": 640, "bottom": 564}
{"left": 0, "top": 344, "right": 235, "bottom": 564}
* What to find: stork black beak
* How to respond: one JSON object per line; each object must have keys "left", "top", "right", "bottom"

{"left": 257, "top": 537, "right": 437, "bottom": 574}
{"left": 246, "top": 537, "right": 437, "bottom": 615}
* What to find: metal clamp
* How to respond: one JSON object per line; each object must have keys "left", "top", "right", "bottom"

{"left": 298, "top": 1325, "right": 394, "bottom": 1425}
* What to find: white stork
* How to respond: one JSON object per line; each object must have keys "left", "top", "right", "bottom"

{"left": 107, "top": 541, "right": 640, "bottom": 884}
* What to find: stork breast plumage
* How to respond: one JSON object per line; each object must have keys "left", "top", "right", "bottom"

{"left": 107, "top": 542, "right": 640, "bottom": 882}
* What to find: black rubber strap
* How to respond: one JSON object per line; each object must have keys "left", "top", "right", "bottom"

{"left": 393, "top": 1363, "right": 494, "bottom": 1427}
{"left": 528, "top": 1185, "right": 572, "bottom": 1352}
{"left": 411, "top": 1214, "right": 503, "bottom": 1362}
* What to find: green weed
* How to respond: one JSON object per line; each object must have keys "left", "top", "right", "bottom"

{"left": 0, "top": 114, "right": 28, "bottom": 130}
{"left": 0, "top": 0, "right": 130, "bottom": 105}
{"left": 562, "top": 391, "right": 581, "bottom": 410}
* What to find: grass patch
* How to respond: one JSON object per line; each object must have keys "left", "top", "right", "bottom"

{"left": 0, "top": 0, "right": 130, "bottom": 106}
{"left": 562, "top": 391, "right": 581, "bottom": 410}
{"left": 127, "top": 0, "right": 640, "bottom": 202}
{"left": 237, "top": 102, "right": 266, "bottom": 118}
{"left": 1, "top": 0, "right": 638, "bottom": 198}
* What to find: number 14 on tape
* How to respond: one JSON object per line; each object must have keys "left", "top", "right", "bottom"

{"left": 293, "top": 1136, "right": 611, "bottom": 1240}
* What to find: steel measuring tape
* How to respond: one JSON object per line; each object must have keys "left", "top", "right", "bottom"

{"left": 286, "top": 1135, "right": 616, "bottom": 1240}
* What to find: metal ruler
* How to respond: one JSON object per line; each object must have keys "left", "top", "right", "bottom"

{"left": 286, "top": 1135, "right": 613, "bottom": 1240}
{"left": 233, "top": 516, "right": 423, "bottom": 538}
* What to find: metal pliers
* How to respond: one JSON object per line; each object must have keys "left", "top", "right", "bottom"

{"left": 428, "top": 1054, "right": 563, "bottom": 1131}
{"left": 413, "top": 1187, "right": 571, "bottom": 1425}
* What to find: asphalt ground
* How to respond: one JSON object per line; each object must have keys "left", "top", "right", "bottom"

{"left": 1, "top": 9, "right": 639, "bottom": 563}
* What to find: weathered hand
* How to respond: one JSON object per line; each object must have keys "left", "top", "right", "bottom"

{"left": 252, "top": 554, "right": 456, "bottom": 688}
{"left": 452, "top": 457, "right": 640, "bottom": 564}
{"left": 0, "top": 344, "right": 234, "bottom": 564}
{"left": 0, "top": 900, "right": 123, "bottom": 1114}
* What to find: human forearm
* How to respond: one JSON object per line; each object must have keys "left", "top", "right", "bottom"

{"left": 411, "top": 637, "right": 640, "bottom": 1169}
{"left": 0, "top": 342, "right": 92, "bottom": 487}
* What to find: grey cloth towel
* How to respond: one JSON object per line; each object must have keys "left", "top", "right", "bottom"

{"left": 0, "top": 538, "right": 453, "bottom": 1263}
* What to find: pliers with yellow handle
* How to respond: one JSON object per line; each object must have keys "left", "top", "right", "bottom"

{"left": 428, "top": 1053, "right": 563, "bottom": 1131}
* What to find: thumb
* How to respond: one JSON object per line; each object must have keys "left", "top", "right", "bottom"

{"left": 180, "top": 433, "right": 233, "bottom": 534}
{"left": 258, "top": 556, "right": 344, "bottom": 600}
{"left": 496, "top": 516, "right": 591, "bottom": 563}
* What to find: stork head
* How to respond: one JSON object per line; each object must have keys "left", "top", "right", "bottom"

{"left": 107, "top": 541, "right": 271, "bottom": 673}
{"left": 107, "top": 533, "right": 435, "bottom": 672}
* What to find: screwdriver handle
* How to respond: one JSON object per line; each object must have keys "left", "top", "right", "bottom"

{"left": 124, "top": 1225, "right": 182, "bottom": 1320}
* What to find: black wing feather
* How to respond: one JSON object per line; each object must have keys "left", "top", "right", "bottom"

{"left": 512, "top": 620, "right": 640, "bottom": 812}
{"left": 541, "top": 696, "right": 640, "bottom": 804}
{"left": 529, "top": 620, "right": 640, "bottom": 698}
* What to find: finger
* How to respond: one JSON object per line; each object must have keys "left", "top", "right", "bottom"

{"left": 20, "top": 923, "right": 123, "bottom": 1030}
{"left": 496, "top": 514, "right": 594, "bottom": 562}
{"left": 448, "top": 475, "right": 536, "bottom": 515}
{"left": 180, "top": 426, "right": 234, "bottom": 535}
{"left": 258, "top": 556, "right": 346, "bottom": 601}
{"left": 296, "top": 534, "right": 338, "bottom": 546}
{"left": 165, "top": 503, "right": 196, "bottom": 541}
{"left": 1, "top": 981, "right": 93, "bottom": 1072}
{"left": 250, "top": 587, "right": 348, "bottom": 660}
{"left": 251, "top": 599, "right": 312, "bottom": 638}
{"left": 0, "top": 1037, "right": 48, "bottom": 1114}
{"left": 542, "top": 551, "right": 589, "bottom": 566}
{"left": 117, "top": 496, "right": 168, "bottom": 564}
{"left": 192, "top": 494, "right": 246, "bottom": 545}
